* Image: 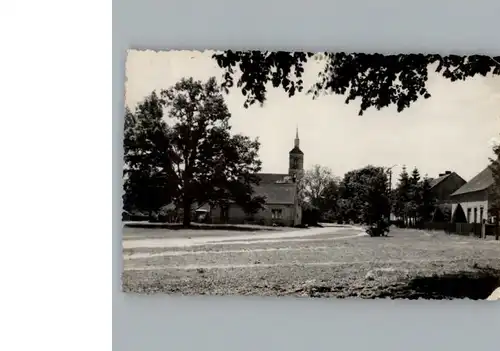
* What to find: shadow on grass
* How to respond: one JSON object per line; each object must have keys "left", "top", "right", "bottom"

{"left": 375, "top": 267, "right": 500, "bottom": 300}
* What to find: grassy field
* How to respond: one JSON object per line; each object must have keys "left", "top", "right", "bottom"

{"left": 122, "top": 226, "right": 500, "bottom": 299}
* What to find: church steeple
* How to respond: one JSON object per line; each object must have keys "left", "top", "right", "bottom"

{"left": 294, "top": 125, "right": 300, "bottom": 148}
{"left": 288, "top": 126, "right": 304, "bottom": 180}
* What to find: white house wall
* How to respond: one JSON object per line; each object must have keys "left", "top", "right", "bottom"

{"left": 451, "top": 190, "right": 490, "bottom": 223}
{"left": 451, "top": 200, "right": 489, "bottom": 223}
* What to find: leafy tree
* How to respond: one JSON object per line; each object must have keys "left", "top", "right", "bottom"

{"left": 160, "top": 77, "right": 264, "bottom": 226}
{"left": 122, "top": 78, "right": 264, "bottom": 226}
{"left": 489, "top": 138, "right": 500, "bottom": 226}
{"left": 318, "top": 179, "right": 341, "bottom": 221}
{"left": 213, "top": 51, "right": 500, "bottom": 115}
{"left": 199, "top": 132, "right": 265, "bottom": 221}
{"left": 336, "top": 197, "right": 353, "bottom": 224}
{"left": 338, "top": 165, "right": 391, "bottom": 236}
{"left": 122, "top": 106, "right": 136, "bottom": 212}
{"left": 122, "top": 94, "right": 178, "bottom": 218}
{"left": 298, "top": 165, "right": 339, "bottom": 211}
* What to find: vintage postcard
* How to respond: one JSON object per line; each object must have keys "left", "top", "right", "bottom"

{"left": 122, "top": 49, "right": 500, "bottom": 300}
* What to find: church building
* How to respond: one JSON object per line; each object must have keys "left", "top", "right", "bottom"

{"left": 210, "top": 128, "right": 304, "bottom": 227}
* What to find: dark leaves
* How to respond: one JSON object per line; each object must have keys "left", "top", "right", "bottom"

{"left": 123, "top": 77, "right": 264, "bottom": 218}
{"left": 213, "top": 51, "right": 500, "bottom": 115}
{"left": 212, "top": 51, "right": 314, "bottom": 108}
{"left": 489, "top": 137, "right": 500, "bottom": 218}
{"left": 122, "top": 92, "right": 178, "bottom": 214}
{"left": 338, "top": 166, "right": 391, "bottom": 225}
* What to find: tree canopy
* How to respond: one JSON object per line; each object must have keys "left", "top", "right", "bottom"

{"left": 337, "top": 165, "right": 391, "bottom": 236}
{"left": 298, "top": 165, "right": 337, "bottom": 205}
{"left": 123, "top": 77, "right": 264, "bottom": 226}
{"left": 122, "top": 94, "right": 178, "bottom": 216}
{"left": 213, "top": 51, "right": 500, "bottom": 115}
{"left": 298, "top": 165, "right": 340, "bottom": 221}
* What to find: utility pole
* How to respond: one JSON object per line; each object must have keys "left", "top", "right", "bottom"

{"left": 388, "top": 169, "right": 392, "bottom": 193}
{"left": 386, "top": 165, "right": 397, "bottom": 222}
{"left": 386, "top": 165, "right": 397, "bottom": 192}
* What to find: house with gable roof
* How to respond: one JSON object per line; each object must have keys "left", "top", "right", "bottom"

{"left": 428, "top": 171, "right": 466, "bottom": 222}
{"left": 429, "top": 171, "right": 467, "bottom": 204}
{"left": 449, "top": 166, "right": 495, "bottom": 224}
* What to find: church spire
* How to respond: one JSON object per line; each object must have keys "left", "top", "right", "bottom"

{"left": 294, "top": 125, "right": 300, "bottom": 148}
{"left": 289, "top": 124, "right": 304, "bottom": 180}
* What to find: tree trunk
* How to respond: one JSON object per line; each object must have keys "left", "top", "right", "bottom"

{"left": 182, "top": 199, "right": 192, "bottom": 228}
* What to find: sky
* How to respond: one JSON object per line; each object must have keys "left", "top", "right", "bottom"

{"left": 125, "top": 49, "right": 500, "bottom": 184}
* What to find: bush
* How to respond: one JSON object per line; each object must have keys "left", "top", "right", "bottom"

{"left": 367, "top": 219, "right": 390, "bottom": 237}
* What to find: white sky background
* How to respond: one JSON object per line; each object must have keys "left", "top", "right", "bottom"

{"left": 125, "top": 50, "right": 500, "bottom": 183}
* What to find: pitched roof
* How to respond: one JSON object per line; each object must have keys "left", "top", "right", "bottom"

{"left": 429, "top": 171, "right": 466, "bottom": 189}
{"left": 429, "top": 174, "right": 450, "bottom": 188}
{"left": 253, "top": 183, "right": 296, "bottom": 205}
{"left": 451, "top": 166, "right": 494, "bottom": 196}
{"left": 256, "top": 173, "right": 289, "bottom": 184}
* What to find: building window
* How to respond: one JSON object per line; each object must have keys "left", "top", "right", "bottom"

{"left": 473, "top": 208, "right": 477, "bottom": 223}
{"left": 479, "top": 207, "right": 484, "bottom": 224}
{"left": 271, "top": 209, "right": 283, "bottom": 219}
{"left": 467, "top": 208, "right": 471, "bottom": 223}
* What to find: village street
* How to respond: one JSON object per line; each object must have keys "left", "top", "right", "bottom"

{"left": 122, "top": 225, "right": 500, "bottom": 299}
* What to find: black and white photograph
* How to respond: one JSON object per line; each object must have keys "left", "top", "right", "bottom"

{"left": 122, "top": 49, "right": 500, "bottom": 300}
